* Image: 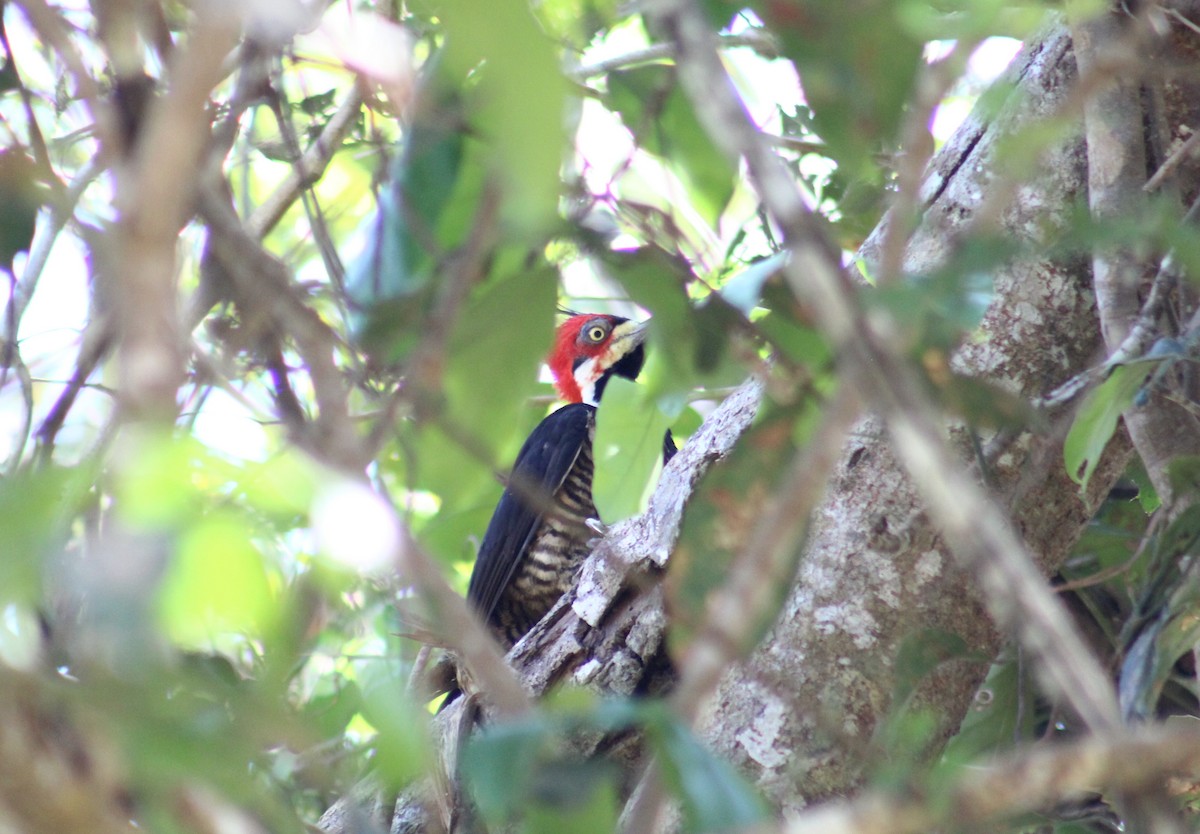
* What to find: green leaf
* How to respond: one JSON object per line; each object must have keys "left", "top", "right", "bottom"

{"left": 303, "top": 681, "right": 363, "bottom": 741}
{"left": 939, "top": 657, "right": 1034, "bottom": 767}
{"left": 157, "top": 512, "right": 277, "bottom": 647}
{"left": 360, "top": 686, "right": 433, "bottom": 790}
{"left": 892, "top": 628, "right": 977, "bottom": 706}
{"left": 719, "top": 252, "right": 789, "bottom": 315}
{"left": 592, "top": 375, "right": 673, "bottom": 522}
{"left": 462, "top": 714, "right": 621, "bottom": 833}
{"left": 461, "top": 716, "right": 549, "bottom": 818}
{"left": 606, "top": 66, "right": 736, "bottom": 226}
{"left": 0, "top": 465, "right": 79, "bottom": 604}
{"left": 441, "top": 263, "right": 558, "bottom": 452}
{"left": 345, "top": 107, "right": 474, "bottom": 358}
{"left": 1064, "top": 365, "right": 1145, "bottom": 491}
{"left": 440, "top": 0, "right": 568, "bottom": 232}
{"left": 869, "top": 241, "right": 1001, "bottom": 354}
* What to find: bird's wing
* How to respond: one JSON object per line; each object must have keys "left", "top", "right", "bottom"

{"left": 467, "top": 403, "right": 594, "bottom": 627}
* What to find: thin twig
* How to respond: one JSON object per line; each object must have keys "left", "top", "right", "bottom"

{"left": 1145, "top": 124, "right": 1200, "bottom": 193}
{"left": 569, "top": 30, "right": 777, "bottom": 81}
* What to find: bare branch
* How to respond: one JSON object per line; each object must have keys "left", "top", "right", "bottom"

{"left": 775, "top": 723, "right": 1200, "bottom": 834}
{"left": 112, "top": 12, "right": 240, "bottom": 422}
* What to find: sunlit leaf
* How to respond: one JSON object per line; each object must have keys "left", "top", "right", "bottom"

{"left": 440, "top": 0, "right": 568, "bottom": 231}
{"left": 607, "top": 65, "right": 736, "bottom": 226}
{"left": 593, "top": 374, "right": 674, "bottom": 522}
{"left": 1064, "top": 365, "right": 1144, "bottom": 491}
{"left": 0, "top": 465, "right": 79, "bottom": 604}
{"left": 157, "top": 512, "right": 276, "bottom": 647}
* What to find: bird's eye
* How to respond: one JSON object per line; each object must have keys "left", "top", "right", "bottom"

{"left": 586, "top": 324, "right": 608, "bottom": 342}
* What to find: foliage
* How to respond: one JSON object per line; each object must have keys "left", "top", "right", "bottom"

{"left": 0, "top": 0, "right": 1199, "bottom": 832}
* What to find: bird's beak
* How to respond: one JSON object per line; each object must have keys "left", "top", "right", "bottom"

{"left": 606, "top": 318, "right": 650, "bottom": 358}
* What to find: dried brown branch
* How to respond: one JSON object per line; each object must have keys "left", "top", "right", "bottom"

{"left": 196, "top": 186, "right": 360, "bottom": 469}
{"left": 246, "top": 88, "right": 365, "bottom": 238}
{"left": 112, "top": 12, "right": 240, "bottom": 422}
{"left": 0, "top": 671, "right": 136, "bottom": 834}
{"left": 771, "top": 723, "right": 1200, "bottom": 834}
{"left": 875, "top": 39, "right": 979, "bottom": 287}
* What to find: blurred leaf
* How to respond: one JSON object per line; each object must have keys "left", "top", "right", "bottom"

{"left": 117, "top": 434, "right": 229, "bottom": 527}
{"left": 534, "top": 0, "right": 620, "bottom": 47}
{"left": 1167, "top": 455, "right": 1200, "bottom": 499}
{"left": 361, "top": 686, "right": 433, "bottom": 789}
{"left": 893, "top": 628, "right": 977, "bottom": 706}
{"left": 1064, "top": 366, "right": 1144, "bottom": 491}
{"left": 719, "top": 252, "right": 788, "bottom": 315}
{"left": 607, "top": 65, "right": 736, "bottom": 226}
{"left": 0, "top": 465, "right": 78, "bottom": 604}
{"left": 238, "top": 451, "right": 320, "bottom": 520}
{"left": 462, "top": 718, "right": 550, "bottom": 823}
{"left": 593, "top": 373, "right": 674, "bottom": 521}
{"left": 896, "top": 0, "right": 1051, "bottom": 41}
{"left": 462, "top": 714, "right": 620, "bottom": 833}
{"left": 932, "top": 373, "right": 1033, "bottom": 430}
{"left": 868, "top": 245, "right": 1000, "bottom": 354}
{"left": 648, "top": 710, "right": 770, "bottom": 833}
{"left": 345, "top": 100, "right": 477, "bottom": 359}
{"left": 303, "top": 680, "right": 363, "bottom": 741}
{"left": 756, "top": 312, "right": 832, "bottom": 368}
{"left": 601, "top": 247, "right": 704, "bottom": 400}
{"left": 440, "top": 0, "right": 568, "bottom": 231}
{"left": 441, "top": 263, "right": 558, "bottom": 451}
{"left": 157, "top": 512, "right": 277, "bottom": 647}
{"left": 0, "top": 150, "right": 42, "bottom": 272}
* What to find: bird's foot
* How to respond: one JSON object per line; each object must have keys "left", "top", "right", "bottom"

{"left": 585, "top": 517, "right": 609, "bottom": 547}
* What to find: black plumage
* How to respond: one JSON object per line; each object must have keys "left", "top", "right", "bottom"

{"left": 468, "top": 403, "right": 598, "bottom": 647}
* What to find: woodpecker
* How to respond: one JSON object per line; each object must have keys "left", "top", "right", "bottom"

{"left": 466, "top": 313, "right": 675, "bottom": 650}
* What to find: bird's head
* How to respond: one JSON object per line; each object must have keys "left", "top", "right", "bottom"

{"left": 547, "top": 313, "right": 649, "bottom": 406}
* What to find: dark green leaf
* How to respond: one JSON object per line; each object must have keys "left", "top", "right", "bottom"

{"left": 0, "top": 150, "right": 42, "bottom": 272}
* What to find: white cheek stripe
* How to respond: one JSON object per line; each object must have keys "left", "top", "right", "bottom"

{"left": 574, "top": 356, "right": 601, "bottom": 406}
